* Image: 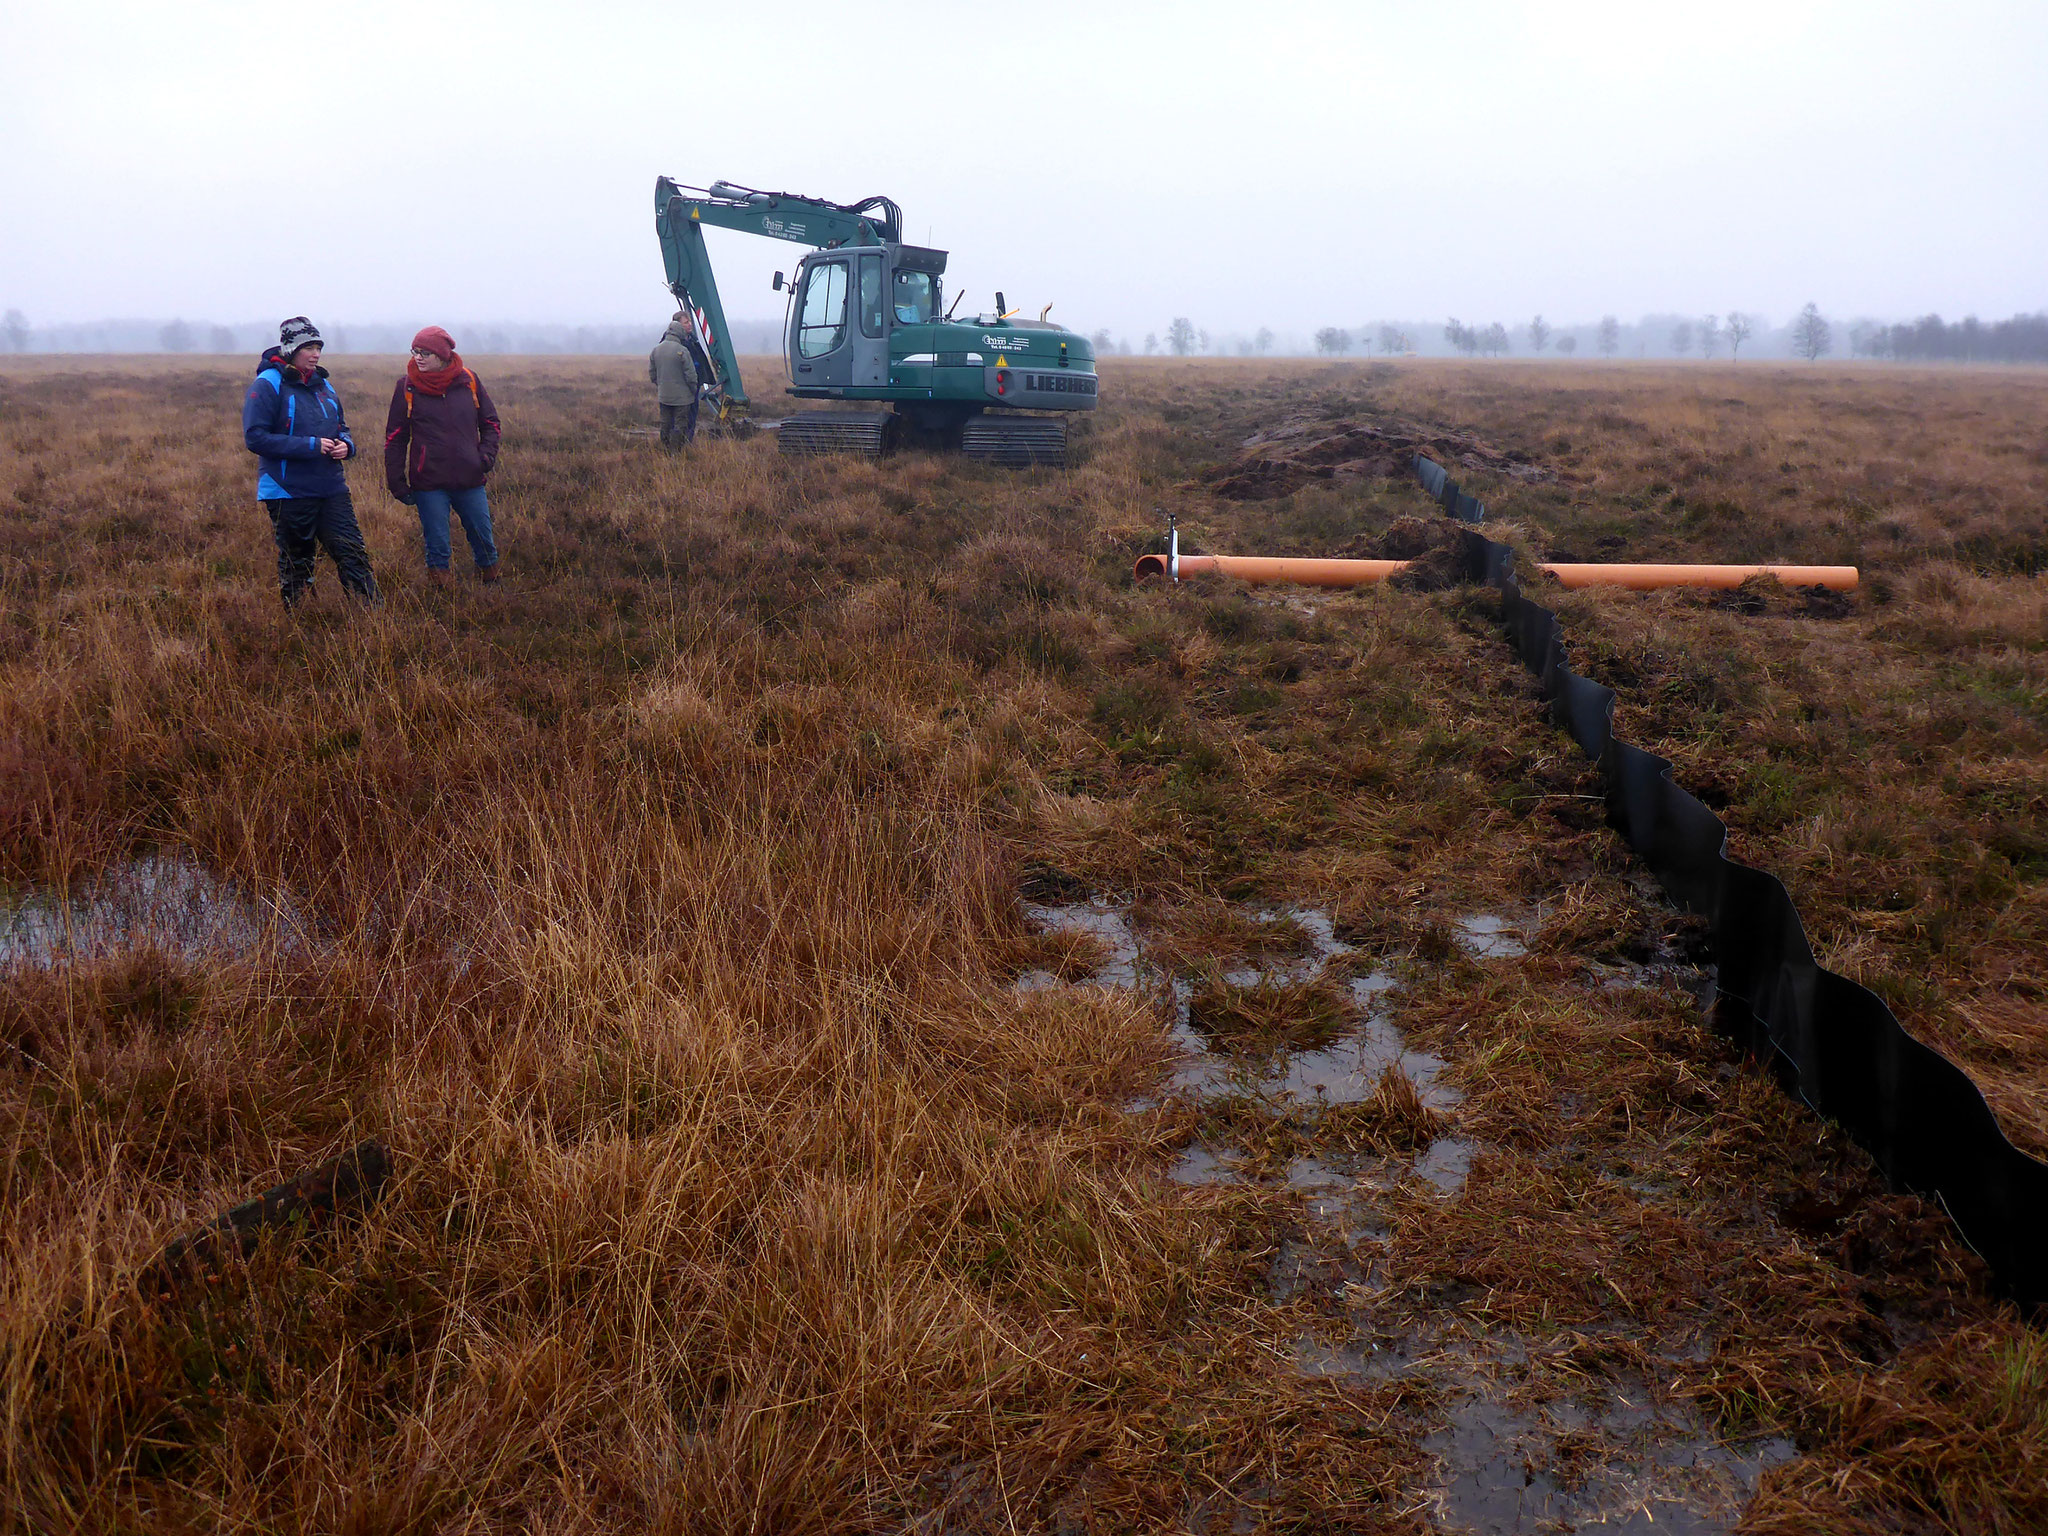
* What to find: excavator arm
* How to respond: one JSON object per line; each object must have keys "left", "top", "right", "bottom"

{"left": 653, "top": 177, "right": 904, "bottom": 410}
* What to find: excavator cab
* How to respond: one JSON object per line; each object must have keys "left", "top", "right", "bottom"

{"left": 787, "top": 249, "right": 886, "bottom": 389}
{"left": 785, "top": 244, "right": 943, "bottom": 392}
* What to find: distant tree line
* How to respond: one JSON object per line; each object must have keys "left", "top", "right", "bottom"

{"left": 10, "top": 304, "right": 2046, "bottom": 364}
{"left": 1850, "top": 312, "right": 2048, "bottom": 363}
{"left": 0, "top": 313, "right": 788, "bottom": 356}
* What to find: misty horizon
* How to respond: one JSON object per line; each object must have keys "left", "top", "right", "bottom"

{"left": 6, "top": 307, "right": 2043, "bottom": 366}
{"left": 5, "top": 3, "right": 2043, "bottom": 344}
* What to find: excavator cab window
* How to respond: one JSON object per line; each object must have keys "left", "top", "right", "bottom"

{"left": 797, "top": 259, "right": 849, "bottom": 357}
{"left": 893, "top": 270, "right": 936, "bottom": 325}
{"left": 858, "top": 254, "right": 885, "bottom": 339}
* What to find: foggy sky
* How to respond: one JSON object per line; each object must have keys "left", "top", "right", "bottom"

{"left": 2, "top": 0, "right": 2043, "bottom": 339}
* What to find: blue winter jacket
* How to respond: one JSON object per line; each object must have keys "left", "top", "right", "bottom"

{"left": 242, "top": 346, "right": 355, "bottom": 499}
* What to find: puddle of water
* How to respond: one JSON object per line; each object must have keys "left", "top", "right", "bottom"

{"left": 1022, "top": 901, "right": 1474, "bottom": 1208}
{"left": 1172, "top": 963, "right": 1435, "bottom": 1111}
{"left": 1291, "top": 1334, "right": 1422, "bottom": 1382}
{"left": 1271, "top": 1005, "right": 1459, "bottom": 1110}
{"left": 1286, "top": 1156, "right": 1346, "bottom": 1190}
{"left": 1427, "top": 1398, "right": 1568, "bottom": 1533}
{"left": 1269, "top": 1238, "right": 1322, "bottom": 1302}
{"left": 1019, "top": 898, "right": 1142, "bottom": 988}
{"left": 1280, "top": 1157, "right": 1396, "bottom": 1241}
{"left": 0, "top": 855, "right": 309, "bottom": 966}
{"left": 1285, "top": 906, "right": 1350, "bottom": 960}
{"left": 1413, "top": 1137, "right": 1481, "bottom": 1197}
{"left": 1454, "top": 913, "right": 1527, "bottom": 960}
{"left": 1291, "top": 1338, "right": 1372, "bottom": 1379}
{"left": 1424, "top": 1390, "right": 1796, "bottom": 1536}
{"left": 1168, "top": 1145, "right": 1245, "bottom": 1185}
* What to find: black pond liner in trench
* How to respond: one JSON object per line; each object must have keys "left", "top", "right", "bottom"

{"left": 1412, "top": 453, "right": 2048, "bottom": 1308}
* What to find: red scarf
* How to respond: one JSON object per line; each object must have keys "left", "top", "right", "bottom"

{"left": 407, "top": 351, "right": 468, "bottom": 397}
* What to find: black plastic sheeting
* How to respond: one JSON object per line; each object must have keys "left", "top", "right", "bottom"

{"left": 1413, "top": 454, "right": 2048, "bottom": 1308}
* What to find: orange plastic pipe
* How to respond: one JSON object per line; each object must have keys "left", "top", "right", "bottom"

{"left": 1132, "top": 552, "right": 1858, "bottom": 592}
{"left": 1539, "top": 562, "right": 1858, "bottom": 591}
{"left": 1167, "top": 553, "right": 1408, "bottom": 587}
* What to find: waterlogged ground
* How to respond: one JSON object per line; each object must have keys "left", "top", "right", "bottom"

{"left": 1015, "top": 895, "right": 1799, "bottom": 1532}
{"left": 0, "top": 854, "right": 310, "bottom": 966}
{"left": 2, "top": 356, "right": 2042, "bottom": 1532}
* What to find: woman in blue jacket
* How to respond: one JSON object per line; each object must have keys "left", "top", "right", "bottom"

{"left": 240, "top": 316, "right": 380, "bottom": 607}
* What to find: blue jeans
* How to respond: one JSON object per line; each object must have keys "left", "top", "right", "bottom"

{"left": 414, "top": 485, "right": 498, "bottom": 571}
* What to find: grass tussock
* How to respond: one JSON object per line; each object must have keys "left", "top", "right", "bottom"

{"left": 1186, "top": 974, "right": 1347, "bottom": 1056}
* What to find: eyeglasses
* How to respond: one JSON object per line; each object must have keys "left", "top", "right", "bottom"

{"left": 410, "top": 347, "right": 439, "bottom": 359}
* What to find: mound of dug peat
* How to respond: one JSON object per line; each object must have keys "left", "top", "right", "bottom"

{"left": 1199, "top": 413, "right": 1553, "bottom": 501}
{"left": 1331, "top": 515, "right": 1471, "bottom": 591}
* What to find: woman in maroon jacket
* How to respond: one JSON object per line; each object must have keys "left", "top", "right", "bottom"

{"left": 384, "top": 326, "right": 503, "bottom": 589}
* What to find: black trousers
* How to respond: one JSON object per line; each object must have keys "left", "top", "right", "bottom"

{"left": 266, "top": 491, "right": 379, "bottom": 607}
{"left": 659, "top": 398, "right": 698, "bottom": 447}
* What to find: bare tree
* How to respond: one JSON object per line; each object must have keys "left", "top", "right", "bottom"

{"left": 1669, "top": 318, "right": 1694, "bottom": 357}
{"left": 1197, "top": 328, "right": 1211, "bottom": 354}
{"left": 1254, "top": 326, "right": 1274, "bottom": 354}
{"left": 1481, "top": 322, "right": 1510, "bottom": 356}
{"left": 159, "top": 318, "right": 194, "bottom": 353}
{"left": 1597, "top": 315, "right": 1620, "bottom": 356}
{"left": 1089, "top": 328, "right": 1113, "bottom": 352}
{"left": 1697, "top": 314, "right": 1720, "bottom": 359}
{"left": 208, "top": 325, "right": 237, "bottom": 353}
{"left": 1376, "top": 322, "right": 1402, "bottom": 355}
{"left": 1444, "top": 318, "right": 1478, "bottom": 356}
{"left": 1791, "top": 302, "right": 1832, "bottom": 361}
{"left": 1144, "top": 333, "right": 1159, "bottom": 355}
{"left": 1314, "top": 327, "right": 1352, "bottom": 355}
{"left": 1725, "top": 311, "right": 1752, "bottom": 360}
{"left": 1166, "top": 317, "right": 1196, "bottom": 355}
{"left": 1555, "top": 334, "right": 1578, "bottom": 356}
{"left": 1527, "top": 314, "right": 1551, "bottom": 353}
{"left": 1, "top": 309, "right": 27, "bottom": 352}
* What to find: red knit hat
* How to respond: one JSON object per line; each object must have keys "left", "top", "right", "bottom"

{"left": 410, "top": 325, "right": 456, "bottom": 362}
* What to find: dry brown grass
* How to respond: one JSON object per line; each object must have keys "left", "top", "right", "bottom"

{"left": 1, "top": 354, "right": 2043, "bottom": 1531}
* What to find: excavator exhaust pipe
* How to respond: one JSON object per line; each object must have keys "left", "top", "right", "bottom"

{"left": 1131, "top": 551, "right": 1859, "bottom": 592}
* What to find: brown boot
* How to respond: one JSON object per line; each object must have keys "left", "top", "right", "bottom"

{"left": 477, "top": 562, "right": 501, "bottom": 584}
{"left": 427, "top": 568, "right": 456, "bottom": 591}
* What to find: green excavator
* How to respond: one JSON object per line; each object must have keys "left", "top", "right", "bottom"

{"left": 654, "top": 176, "right": 1097, "bottom": 466}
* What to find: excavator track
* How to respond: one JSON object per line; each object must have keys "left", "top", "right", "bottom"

{"left": 961, "top": 415, "right": 1067, "bottom": 469}
{"left": 776, "top": 410, "right": 896, "bottom": 459}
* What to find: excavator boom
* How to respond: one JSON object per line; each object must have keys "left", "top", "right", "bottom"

{"left": 654, "top": 177, "right": 905, "bottom": 409}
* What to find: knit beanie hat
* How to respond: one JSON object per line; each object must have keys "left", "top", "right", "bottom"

{"left": 278, "top": 316, "right": 323, "bottom": 356}
{"left": 410, "top": 325, "right": 456, "bottom": 363}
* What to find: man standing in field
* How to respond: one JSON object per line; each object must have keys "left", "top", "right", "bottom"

{"left": 241, "top": 316, "right": 380, "bottom": 607}
{"left": 649, "top": 314, "right": 703, "bottom": 449}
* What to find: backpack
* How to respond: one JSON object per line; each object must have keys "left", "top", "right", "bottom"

{"left": 403, "top": 370, "right": 481, "bottom": 419}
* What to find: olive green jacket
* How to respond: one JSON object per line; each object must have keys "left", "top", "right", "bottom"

{"left": 649, "top": 323, "right": 700, "bottom": 406}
